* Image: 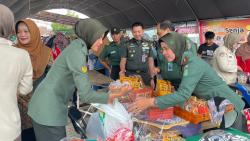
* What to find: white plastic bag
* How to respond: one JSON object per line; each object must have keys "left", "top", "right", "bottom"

{"left": 86, "top": 112, "right": 105, "bottom": 140}
{"left": 99, "top": 99, "right": 133, "bottom": 138}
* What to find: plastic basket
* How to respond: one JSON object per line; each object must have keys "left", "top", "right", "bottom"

{"left": 174, "top": 106, "right": 210, "bottom": 124}
{"left": 236, "top": 83, "right": 250, "bottom": 106}
{"left": 147, "top": 107, "right": 174, "bottom": 120}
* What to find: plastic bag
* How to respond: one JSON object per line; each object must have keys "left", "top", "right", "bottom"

{"left": 86, "top": 112, "right": 105, "bottom": 140}
{"left": 99, "top": 99, "right": 133, "bottom": 138}
{"left": 199, "top": 129, "right": 250, "bottom": 141}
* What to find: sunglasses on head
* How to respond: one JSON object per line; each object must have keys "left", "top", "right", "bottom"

{"left": 102, "top": 30, "right": 109, "bottom": 40}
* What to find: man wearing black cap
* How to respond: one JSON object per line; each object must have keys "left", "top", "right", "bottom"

{"left": 99, "top": 27, "right": 122, "bottom": 80}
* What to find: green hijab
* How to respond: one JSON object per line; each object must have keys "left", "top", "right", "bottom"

{"left": 75, "top": 18, "right": 107, "bottom": 49}
{"left": 159, "top": 32, "right": 197, "bottom": 65}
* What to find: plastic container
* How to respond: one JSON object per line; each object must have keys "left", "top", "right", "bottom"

{"left": 174, "top": 106, "right": 210, "bottom": 124}
{"left": 147, "top": 107, "right": 174, "bottom": 120}
{"left": 236, "top": 83, "right": 250, "bottom": 106}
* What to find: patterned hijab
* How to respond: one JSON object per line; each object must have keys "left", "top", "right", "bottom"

{"left": 15, "top": 19, "right": 51, "bottom": 80}
{"left": 53, "top": 32, "right": 69, "bottom": 51}
{"left": 236, "top": 34, "right": 250, "bottom": 61}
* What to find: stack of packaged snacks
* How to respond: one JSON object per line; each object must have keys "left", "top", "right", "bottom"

{"left": 174, "top": 96, "right": 210, "bottom": 124}
{"left": 184, "top": 96, "right": 209, "bottom": 115}
{"left": 150, "top": 131, "right": 185, "bottom": 141}
{"left": 120, "top": 76, "right": 142, "bottom": 89}
{"left": 119, "top": 87, "right": 153, "bottom": 103}
{"left": 155, "top": 79, "right": 173, "bottom": 96}
{"left": 162, "top": 132, "right": 185, "bottom": 141}
{"left": 117, "top": 76, "right": 153, "bottom": 103}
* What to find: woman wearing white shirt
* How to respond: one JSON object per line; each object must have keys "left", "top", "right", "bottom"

{"left": 0, "top": 4, "right": 33, "bottom": 141}
{"left": 212, "top": 33, "right": 240, "bottom": 84}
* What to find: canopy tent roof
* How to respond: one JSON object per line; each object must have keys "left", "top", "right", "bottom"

{"left": 31, "top": 11, "right": 79, "bottom": 25}
{"left": 2, "top": 0, "right": 250, "bottom": 28}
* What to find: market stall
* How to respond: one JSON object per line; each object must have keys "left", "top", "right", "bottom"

{"left": 66, "top": 75, "right": 250, "bottom": 141}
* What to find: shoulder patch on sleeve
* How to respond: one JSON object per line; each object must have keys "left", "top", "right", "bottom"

{"left": 81, "top": 66, "right": 88, "bottom": 73}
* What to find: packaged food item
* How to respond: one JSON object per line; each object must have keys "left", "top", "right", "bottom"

{"left": 150, "top": 131, "right": 185, "bottom": 141}
{"left": 147, "top": 107, "right": 174, "bottom": 120}
{"left": 119, "top": 87, "right": 153, "bottom": 103}
{"left": 109, "top": 80, "right": 130, "bottom": 93}
{"left": 106, "top": 128, "right": 134, "bottom": 141}
{"left": 184, "top": 96, "right": 209, "bottom": 115}
{"left": 155, "top": 80, "right": 173, "bottom": 96}
{"left": 237, "top": 72, "right": 248, "bottom": 84}
{"left": 174, "top": 96, "right": 210, "bottom": 124}
{"left": 120, "top": 76, "right": 142, "bottom": 89}
{"left": 162, "top": 132, "right": 185, "bottom": 141}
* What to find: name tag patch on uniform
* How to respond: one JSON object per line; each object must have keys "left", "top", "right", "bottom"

{"left": 167, "top": 62, "right": 173, "bottom": 71}
{"left": 110, "top": 51, "right": 116, "bottom": 54}
{"left": 81, "top": 66, "right": 88, "bottom": 73}
{"left": 142, "top": 42, "right": 148, "bottom": 47}
{"left": 130, "top": 44, "right": 136, "bottom": 48}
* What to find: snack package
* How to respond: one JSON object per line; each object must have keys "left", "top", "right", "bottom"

{"left": 184, "top": 96, "right": 209, "bottom": 115}
{"left": 147, "top": 107, "right": 174, "bottom": 120}
{"left": 120, "top": 76, "right": 143, "bottom": 89}
{"left": 119, "top": 87, "right": 153, "bottom": 103}
{"left": 106, "top": 128, "right": 135, "bottom": 141}
{"left": 155, "top": 80, "right": 173, "bottom": 96}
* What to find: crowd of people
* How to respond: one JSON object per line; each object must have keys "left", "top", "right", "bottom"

{"left": 0, "top": 3, "right": 250, "bottom": 141}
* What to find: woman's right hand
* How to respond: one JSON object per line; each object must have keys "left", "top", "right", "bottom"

{"left": 152, "top": 67, "right": 160, "bottom": 75}
{"left": 108, "top": 85, "right": 132, "bottom": 103}
{"left": 119, "top": 70, "right": 125, "bottom": 77}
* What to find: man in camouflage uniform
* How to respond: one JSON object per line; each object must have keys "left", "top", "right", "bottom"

{"left": 120, "top": 22, "right": 154, "bottom": 86}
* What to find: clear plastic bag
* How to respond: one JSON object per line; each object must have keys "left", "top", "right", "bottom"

{"left": 85, "top": 112, "right": 105, "bottom": 140}
{"left": 99, "top": 99, "right": 133, "bottom": 138}
{"left": 199, "top": 129, "right": 250, "bottom": 141}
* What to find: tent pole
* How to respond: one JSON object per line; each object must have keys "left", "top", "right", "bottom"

{"left": 183, "top": 0, "right": 201, "bottom": 45}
